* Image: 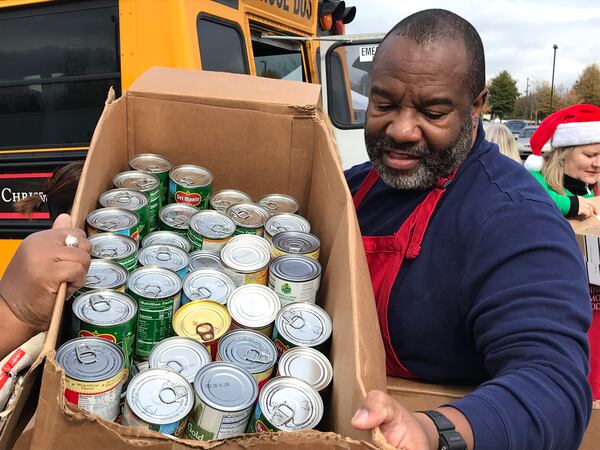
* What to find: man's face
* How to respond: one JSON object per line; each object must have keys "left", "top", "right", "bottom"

{"left": 365, "top": 36, "right": 486, "bottom": 190}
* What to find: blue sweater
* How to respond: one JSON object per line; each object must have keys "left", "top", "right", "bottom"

{"left": 346, "top": 127, "right": 592, "bottom": 450}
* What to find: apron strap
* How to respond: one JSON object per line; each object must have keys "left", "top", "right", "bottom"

{"left": 353, "top": 169, "right": 380, "bottom": 209}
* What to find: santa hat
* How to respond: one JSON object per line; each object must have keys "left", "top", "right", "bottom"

{"left": 524, "top": 104, "right": 600, "bottom": 171}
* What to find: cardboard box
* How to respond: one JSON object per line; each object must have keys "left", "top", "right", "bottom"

{"left": 18, "top": 67, "right": 390, "bottom": 449}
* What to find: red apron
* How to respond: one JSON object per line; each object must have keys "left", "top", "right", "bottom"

{"left": 353, "top": 168, "right": 455, "bottom": 377}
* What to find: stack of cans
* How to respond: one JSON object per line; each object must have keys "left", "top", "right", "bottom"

{"left": 58, "top": 153, "right": 334, "bottom": 440}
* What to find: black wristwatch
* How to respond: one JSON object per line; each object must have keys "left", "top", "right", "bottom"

{"left": 421, "top": 410, "right": 467, "bottom": 450}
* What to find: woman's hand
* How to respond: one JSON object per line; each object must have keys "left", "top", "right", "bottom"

{"left": 578, "top": 197, "right": 599, "bottom": 218}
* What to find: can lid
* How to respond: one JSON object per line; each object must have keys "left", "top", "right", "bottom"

{"left": 272, "top": 231, "right": 320, "bottom": 255}
{"left": 129, "top": 153, "right": 173, "bottom": 173}
{"left": 187, "top": 250, "right": 222, "bottom": 271}
{"left": 193, "top": 362, "right": 258, "bottom": 412}
{"left": 226, "top": 234, "right": 271, "bottom": 256}
{"left": 126, "top": 368, "right": 194, "bottom": 424}
{"left": 86, "top": 208, "right": 139, "bottom": 232}
{"left": 269, "top": 255, "right": 321, "bottom": 282}
{"left": 257, "top": 194, "right": 300, "bottom": 215}
{"left": 138, "top": 244, "right": 189, "bottom": 273}
{"left": 259, "top": 376, "right": 323, "bottom": 431}
{"left": 73, "top": 289, "right": 137, "bottom": 326}
{"left": 56, "top": 337, "right": 125, "bottom": 382}
{"left": 226, "top": 203, "right": 269, "bottom": 228}
{"left": 172, "top": 301, "right": 231, "bottom": 343}
{"left": 113, "top": 171, "right": 160, "bottom": 192}
{"left": 159, "top": 204, "right": 199, "bottom": 230}
{"left": 275, "top": 303, "right": 332, "bottom": 347}
{"left": 217, "top": 330, "right": 277, "bottom": 373}
{"left": 169, "top": 165, "right": 214, "bottom": 187}
{"left": 265, "top": 213, "right": 310, "bottom": 237}
{"left": 127, "top": 266, "right": 182, "bottom": 299}
{"left": 277, "top": 347, "right": 332, "bottom": 392}
{"left": 149, "top": 337, "right": 211, "bottom": 384}
{"left": 182, "top": 269, "right": 235, "bottom": 304}
{"left": 221, "top": 240, "right": 270, "bottom": 273}
{"left": 99, "top": 188, "right": 148, "bottom": 210}
{"left": 227, "top": 285, "right": 280, "bottom": 328}
{"left": 142, "top": 231, "right": 192, "bottom": 252}
{"left": 84, "top": 260, "right": 128, "bottom": 290}
{"left": 189, "top": 211, "right": 236, "bottom": 239}
{"left": 89, "top": 233, "right": 138, "bottom": 259}
{"left": 210, "top": 189, "right": 252, "bottom": 212}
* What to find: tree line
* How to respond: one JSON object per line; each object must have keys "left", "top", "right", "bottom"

{"left": 486, "top": 64, "right": 600, "bottom": 121}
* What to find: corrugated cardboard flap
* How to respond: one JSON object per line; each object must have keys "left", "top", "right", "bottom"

{"left": 128, "top": 68, "right": 321, "bottom": 116}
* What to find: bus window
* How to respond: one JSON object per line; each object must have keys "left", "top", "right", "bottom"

{"left": 197, "top": 15, "right": 249, "bottom": 74}
{"left": 251, "top": 30, "right": 304, "bottom": 82}
{"left": 0, "top": 0, "right": 120, "bottom": 149}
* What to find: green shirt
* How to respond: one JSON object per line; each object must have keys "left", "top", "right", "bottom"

{"left": 529, "top": 170, "right": 594, "bottom": 216}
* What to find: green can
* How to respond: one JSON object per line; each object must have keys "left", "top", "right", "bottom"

{"left": 159, "top": 203, "right": 198, "bottom": 235}
{"left": 168, "top": 165, "right": 213, "bottom": 210}
{"left": 187, "top": 210, "right": 236, "bottom": 252}
{"left": 129, "top": 153, "right": 173, "bottom": 206}
{"left": 72, "top": 289, "right": 137, "bottom": 372}
{"left": 99, "top": 188, "right": 150, "bottom": 239}
{"left": 127, "top": 266, "right": 182, "bottom": 360}
{"left": 226, "top": 203, "right": 270, "bottom": 237}
{"left": 76, "top": 259, "right": 128, "bottom": 296}
{"left": 89, "top": 233, "right": 139, "bottom": 273}
{"left": 113, "top": 171, "right": 161, "bottom": 232}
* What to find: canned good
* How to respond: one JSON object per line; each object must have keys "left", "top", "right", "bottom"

{"left": 149, "top": 337, "right": 211, "bottom": 384}
{"left": 227, "top": 285, "right": 280, "bottom": 337}
{"left": 188, "top": 210, "right": 235, "bottom": 252}
{"left": 220, "top": 239, "right": 270, "bottom": 287}
{"left": 269, "top": 255, "right": 321, "bottom": 306}
{"left": 226, "top": 203, "right": 270, "bottom": 237}
{"left": 257, "top": 194, "right": 300, "bottom": 215}
{"left": 131, "top": 359, "right": 150, "bottom": 377}
{"left": 169, "top": 164, "right": 213, "bottom": 209}
{"left": 86, "top": 207, "right": 140, "bottom": 241}
{"left": 272, "top": 302, "right": 332, "bottom": 356}
{"left": 89, "top": 233, "right": 138, "bottom": 273}
{"left": 123, "top": 368, "right": 194, "bottom": 437}
{"left": 142, "top": 230, "right": 192, "bottom": 253}
{"left": 113, "top": 171, "right": 161, "bottom": 232}
{"left": 159, "top": 203, "right": 199, "bottom": 234}
{"left": 127, "top": 267, "right": 182, "bottom": 360}
{"left": 56, "top": 337, "right": 126, "bottom": 421}
{"left": 99, "top": 188, "right": 150, "bottom": 238}
{"left": 248, "top": 376, "right": 323, "bottom": 433}
{"left": 181, "top": 269, "right": 236, "bottom": 305}
{"left": 77, "top": 259, "right": 128, "bottom": 294}
{"left": 72, "top": 290, "right": 137, "bottom": 372}
{"left": 138, "top": 244, "right": 189, "bottom": 279}
{"left": 129, "top": 153, "right": 173, "bottom": 205}
{"left": 188, "top": 250, "right": 223, "bottom": 271}
{"left": 172, "top": 301, "right": 231, "bottom": 360}
{"left": 210, "top": 189, "right": 252, "bottom": 212}
{"left": 217, "top": 330, "right": 277, "bottom": 390}
{"left": 271, "top": 231, "right": 321, "bottom": 261}
{"left": 226, "top": 234, "right": 271, "bottom": 257}
{"left": 185, "top": 362, "right": 258, "bottom": 440}
{"left": 264, "top": 213, "right": 311, "bottom": 241}
{"left": 277, "top": 347, "right": 333, "bottom": 393}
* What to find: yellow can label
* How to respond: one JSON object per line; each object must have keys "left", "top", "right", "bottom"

{"left": 242, "top": 266, "right": 269, "bottom": 286}
{"left": 271, "top": 247, "right": 320, "bottom": 261}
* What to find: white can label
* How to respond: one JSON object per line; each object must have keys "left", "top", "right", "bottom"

{"left": 269, "top": 274, "right": 320, "bottom": 306}
{"left": 185, "top": 397, "right": 252, "bottom": 440}
{"left": 64, "top": 372, "right": 124, "bottom": 421}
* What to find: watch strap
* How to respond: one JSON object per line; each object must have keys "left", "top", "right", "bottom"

{"left": 421, "top": 410, "right": 467, "bottom": 450}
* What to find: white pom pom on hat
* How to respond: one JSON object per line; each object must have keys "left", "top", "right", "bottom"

{"left": 524, "top": 154, "right": 545, "bottom": 172}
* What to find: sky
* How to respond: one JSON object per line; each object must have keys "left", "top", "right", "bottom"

{"left": 345, "top": 0, "right": 600, "bottom": 96}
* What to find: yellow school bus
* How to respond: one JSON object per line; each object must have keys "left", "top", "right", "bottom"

{"left": 0, "top": 0, "right": 356, "bottom": 273}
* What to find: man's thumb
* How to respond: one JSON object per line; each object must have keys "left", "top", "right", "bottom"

{"left": 52, "top": 213, "right": 72, "bottom": 229}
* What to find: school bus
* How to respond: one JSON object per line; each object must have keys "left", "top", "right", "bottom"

{"left": 0, "top": 0, "right": 358, "bottom": 273}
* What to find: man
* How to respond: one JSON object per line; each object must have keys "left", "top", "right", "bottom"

{"left": 0, "top": 214, "right": 90, "bottom": 359}
{"left": 348, "top": 9, "right": 592, "bottom": 450}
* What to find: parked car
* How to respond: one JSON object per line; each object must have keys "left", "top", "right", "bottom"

{"left": 504, "top": 119, "right": 528, "bottom": 139}
{"left": 517, "top": 126, "right": 551, "bottom": 158}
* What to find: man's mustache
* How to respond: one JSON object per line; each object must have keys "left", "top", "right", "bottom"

{"left": 368, "top": 136, "right": 429, "bottom": 157}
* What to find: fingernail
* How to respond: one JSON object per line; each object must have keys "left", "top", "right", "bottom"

{"left": 352, "top": 408, "right": 368, "bottom": 423}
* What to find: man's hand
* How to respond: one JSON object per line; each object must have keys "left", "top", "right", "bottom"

{"left": 352, "top": 390, "right": 437, "bottom": 450}
{"left": 0, "top": 214, "right": 91, "bottom": 332}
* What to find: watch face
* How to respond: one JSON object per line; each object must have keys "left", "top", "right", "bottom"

{"left": 441, "top": 431, "right": 468, "bottom": 450}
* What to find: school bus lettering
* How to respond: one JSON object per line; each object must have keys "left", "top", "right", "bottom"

{"left": 261, "top": 0, "right": 312, "bottom": 20}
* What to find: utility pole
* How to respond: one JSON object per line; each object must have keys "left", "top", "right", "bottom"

{"left": 550, "top": 44, "right": 558, "bottom": 113}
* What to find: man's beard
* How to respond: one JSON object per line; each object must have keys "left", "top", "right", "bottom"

{"left": 365, "top": 115, "right": 473, "bottom": 190}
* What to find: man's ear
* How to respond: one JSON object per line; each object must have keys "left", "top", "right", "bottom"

{"left": 472, "top": 88, "right": 488, "bottom": 120}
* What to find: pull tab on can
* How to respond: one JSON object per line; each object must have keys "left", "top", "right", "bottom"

{"left": 271, "top": 403, "right": 295, "bottom": 427}
{"left": 193, "top": 286, "right": 212, "bottom": 300}
{"left": 211, "top": 223, "right": 227, "bottom": 235}
{"left": 244, "top": 348, "right": 270, "bottom": 364}
{"left": 282, "top": 311, "right": 305, "bottom": 329}
{"left": 180, "top": 176, "right": 195, "bottom": 187}
{"left": 158, "top": 385, "right": 188, "bottom": 404}
{"left": 264, "top": 201, "right": 279, "bottom": 212}
{"left": 100, "top": 219, "right": 120, "bottom": 230}
{"left": 194, "top": 322, "right": 215, "bottom": 342}
{"left": 165, "top": 360, "right": 185, "bottom": 373}
{"left": 156, "top": 247, "right": 172, "bottom": 262}
{"left": 99, "top": 246, "right": 118, "bottom": 258}
{"left": 89, "top": 294, "right": 111, "bottom": 312}
{"left": 232, "top": 209, "right": 250, "bottom": 220}
{"left": 142, "top": 284, "right": 162, "bottom": 298}
{"left": 86, "top": 274, "right": 102, "bottom": 286}
{"left": 116, "top": 192, "right": 132, "bottom": 204}
{"left": 287, "top": 242, "right": 305, "bottom": 253}
{"left": 76, "top": 344, "right": 98, "bottom": 365}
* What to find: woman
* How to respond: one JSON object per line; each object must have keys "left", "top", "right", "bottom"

{"left": 525, "top": 104, "right": 600, "bottom": 219}
{"left": 484, "top": 122, "right": 522, "bottom": 163}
